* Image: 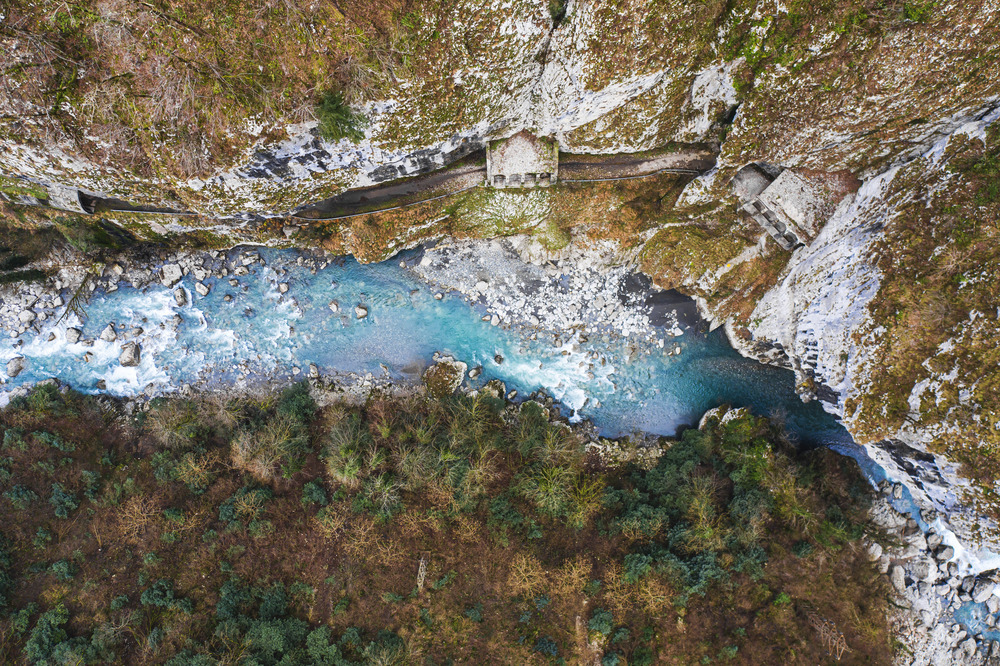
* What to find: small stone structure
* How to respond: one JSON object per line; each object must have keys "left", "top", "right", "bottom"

{"left": 731, "top": 164, "right": 832, "bottom": 250}
{"left": 486, "top": 130, "right": 558, "bottom": 189}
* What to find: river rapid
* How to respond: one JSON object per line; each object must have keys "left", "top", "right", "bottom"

{"left": 0, "top": 243, "right": 850, "bottom": 446}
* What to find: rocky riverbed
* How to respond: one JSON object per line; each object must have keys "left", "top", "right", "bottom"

{"left": 869, "top": 481, "right": 1000, "bottom": 665}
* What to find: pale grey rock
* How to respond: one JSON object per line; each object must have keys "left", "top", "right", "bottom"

{"left": 936, "top": 546, "right": 956, "bottom": 562}
{"left": 174, "top": 288, "right": 187, "bottom": 307}
{"left": 974, "top": 582, "right": 995, "bottom": 604}
{"left": 99, "top": 324, "right": 117, "bottom": 343}
{"left": 66, "top": 327, "right": 81, "bottom": 343}
{"left": 6, "top": 356, "right": 25, "bottom": 377}
{"left": 328, "top": 300, "right": 339, "bottom": 313}
{"left": 119, "top": 342, "right": 141, "bottom": 367}
{"left": 278, "top": 283, "right": 289, "bottom": 294}
{"left": 907, "top": 531, "right": 928, "bottom": 551}
{"left": 891, "top": 565, "right": 906, "bottom": 592}
{"left": 161, "top": 264, "right": 183, "bottom": 286}
{"left": 195, "top": 282, "right": 210, "bottom": 297}
{"left": 355, "top": 305, "right": 368, "bottom": 319}
{"left": 18, "top": 309, "right": 35, "bottom": 324}
{"left": 867, "top": 541, "right": 883, "bottom": 561}
{"left": 909, "top": 559, "right": 932, "bottom": 582}
{"left": 308, "top": 363, "right": 319, "bottom": 378}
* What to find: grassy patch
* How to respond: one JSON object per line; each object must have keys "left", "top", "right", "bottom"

{"left": 316, "top": 91, "right": 367, "bottom": 142}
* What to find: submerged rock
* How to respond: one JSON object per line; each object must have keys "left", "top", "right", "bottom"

{"left": 6, "top": 356, "right": 25, "bottom": 378}
{"left": 119, "top": 342, "right": 141, "bottom": 367}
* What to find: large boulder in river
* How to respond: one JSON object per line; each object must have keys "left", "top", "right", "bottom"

{"left": 422, "top": 357, "right": 467, "bottom": 399}
{"left": 99, "top": 324, "right": 117, "bottom": 343}
{"left": 66, "top": 327, "right": 82, "bottom": 343}
{"left": 161, "top": 264, "right": 183, "bottom": 286}
{"left": 119, "top": 342, "right": 141, "bottom": 367}
{"left": 6, "top": 356, "right": 25, "bottom": 378}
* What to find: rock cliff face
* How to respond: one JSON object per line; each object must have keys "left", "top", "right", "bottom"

{"left": 4, "top": 0, "right": 997, "bottom": 216}
{"left": 741, "top": 108, "right": 1000, "bottom": 552}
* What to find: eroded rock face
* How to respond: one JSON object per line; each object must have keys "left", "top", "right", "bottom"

{"left": 422, "top": 356, "right": 467, "bottom": 399}
{"left": 740, "top": 110, "right": 1000, "bottom": 550}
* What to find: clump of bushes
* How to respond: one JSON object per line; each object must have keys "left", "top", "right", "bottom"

{"left": 4, "top": 485, "right": 38, "bottom": 510}
{"left": 604, "top": 409, "right": 864, "bottom": 606}
{"left": 140, "top": 579, "right": 193, "bottom": 614}
{"left": 0, "top": 534, "right": 13, "bottom": 607}
{"left": 230, "top": 383, "right": 316, "bottom": 483}
{"left": 316, "top": 91, "right": 366, "bottom": 143}
{"left": 49, "top": 483, "right": 79, "bottom": 519}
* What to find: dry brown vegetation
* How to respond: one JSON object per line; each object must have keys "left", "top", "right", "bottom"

{"left": 0, "top": 382, "right": 896, "bottom": 664}
{"left": 0, "top": 0, "right": 416, "bottom": 179}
